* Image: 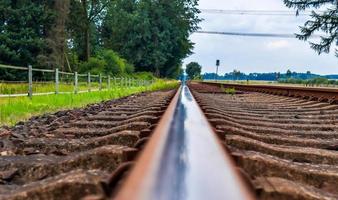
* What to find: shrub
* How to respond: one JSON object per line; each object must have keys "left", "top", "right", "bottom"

{"left": 99, "top": 50, "right": 125, "bottom": 75}
{"left": 224, "top": 88, "right": 236, "bottom": 95}
{"left": 132, "top": 72, "right": 155, "bottom": 80}
{"left": 79, "top": 57, "right": 107, "bottom": 74}
{"left": 125, "top": 63, "right": 135, "bottom": 74}
{"left": 78, "top": 50, "right": 136, "bottom": 76}
{"left": 220, "top": 85, "right": 236, "bottom": 95}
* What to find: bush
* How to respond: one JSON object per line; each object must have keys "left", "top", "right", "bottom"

{"left": 224, "top": 87, "right": 236, "bottom": 95}
{"left": 99, "top": 50, "right": 125, "bottom": 75}
{"left": 220, "top": 85, "right": 236, "bottom": 95}
{"left": 78, "top": 49, "right": 135, "bottom": 76}
{"left": 125, "top": 63, "right": 135, "bottom": 74}
{"left": 131, "top": 72, "right": 155, "bottom": 80}
{"left": 79, "top": 57, "right": 107, "bottom": 74}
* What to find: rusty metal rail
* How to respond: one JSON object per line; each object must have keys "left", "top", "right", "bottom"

{"left": 203, "top": 82, "right": 338, "bottom": 104}
{"left": 114, "top": 83, "right": 255, "bottom": 200}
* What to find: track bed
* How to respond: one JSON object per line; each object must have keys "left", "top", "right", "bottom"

{"left": 0, "top": 90, "right": 177, "bottom": 200}
{"left": 2, "top": 82, "right": 338, "bottom": 200}
{"left": 189, "top": 82, "right": 338, "bottom": 200}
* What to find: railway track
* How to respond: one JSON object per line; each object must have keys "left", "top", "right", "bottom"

{"left": 0, "top": 81, "right": 338, "bottom": 200}
{"left": 189, "top": 82, "right": 338, "bottom": 200}
{"left": 0, "top": 90, "right": 176, "bottom": 199}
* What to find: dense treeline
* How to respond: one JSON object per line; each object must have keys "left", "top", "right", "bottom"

{"left": 279, "top": 77, "right": 338, "bottom": 86}
{"left": 0, "top": 0, "right": 200, "bottom": 80}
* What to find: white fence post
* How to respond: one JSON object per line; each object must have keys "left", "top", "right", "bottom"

{"left": 108, "top": 75, "right": 111, "bottom": 89}
{"left": 55, "top": 68, "right": 59, "bottom": 94}
{"left": 88, "top": 72, "right": 91, "bottom": 92}
{"left": 28, "top": 65, "right": 33, "bottom": 99}
{"left": 74, "top": 72, "right": 78, "bottom": 94}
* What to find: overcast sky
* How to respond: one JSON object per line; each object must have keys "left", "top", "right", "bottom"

{"left": 183, "top": 0, "right": 338, "bottom": 75}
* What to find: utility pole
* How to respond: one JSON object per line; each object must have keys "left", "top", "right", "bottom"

{"left": 215, "top": 60, "right": 220, "bottom": 82}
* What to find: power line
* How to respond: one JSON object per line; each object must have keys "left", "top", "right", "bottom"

{"left": 199, "top": 9, "right": 318, "bottom": 16}
{"left": 195, "top": 31, "right": 322, "bottom": 39}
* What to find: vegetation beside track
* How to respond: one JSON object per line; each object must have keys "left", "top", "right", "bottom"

{"left": 0, "top": 80, "right": 179, "bottom": 126}
{"left": 205, "top": 79, "right": 338, "bottom": 88}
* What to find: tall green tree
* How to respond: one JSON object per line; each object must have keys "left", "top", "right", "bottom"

{"left": 102, "top": 0, "right": 200, "bottom": 78}
{"left": 286, "top": 69, "right": 292, "bottom": 78}
{"left": 284, "top": 0, "right": 338, "bottom": 57}
{"left": 186, "top": 62, "right": 201, "bottom": 80}
{"left": 233, "top": 70, "right": 241, "bottom": 80}
{"left": 0, "top": 0, "right": 55, "bottom": 80}
{"left": 0, "top": 0, "right": 55, "bottom": 67}
{"left": 67, "top": 0, "right": 111, "bottom": 61}
{"left": 42, "top": 0, "right": 70, "bottom": 71}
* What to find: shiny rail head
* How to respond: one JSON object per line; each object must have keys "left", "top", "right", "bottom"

{"left": 114, "top": 85, "right": 255, "bottom": 200}
{"left": 201, "top": 81, "right": 338, "bottom": 104}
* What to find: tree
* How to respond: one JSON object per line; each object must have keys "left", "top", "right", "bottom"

{"left": 0, "top": 0, "right": 55, "bottom": 80}
{"left": 0, "top": 0, "right": 55, "bottom": 67}
{"left": 42, "top": 0, "right": 70, "bottom": 71}
{"left": 68, "top": 0, "right": 111, "bottom": 61}
{"left": 186, "top": 62, "right": 201, "bottom": 80}
{"left": 102, "top": 0, "right": 201, "bottom": 77}
{"left": 286, "top": 69, "right": 292, "bottom": 78}
{"left": 233, "top": 70, "right": 241, "bottom": 80}
{"left": 276, "top": 72, "right": 281, "bottom": 80}
{"left": 284, "top": 0, "right": 338, "bottom": 57}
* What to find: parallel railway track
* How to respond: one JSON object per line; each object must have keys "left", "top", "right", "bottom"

{"left": 0, "top": 81, "right": 338, "bottom": 200}
{"left": 190, "top": 82, "right": 338, "bottom": 200}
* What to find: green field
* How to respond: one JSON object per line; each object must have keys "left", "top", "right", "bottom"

{"left": 0, "top": 80, "right": 179, "bottom": 126}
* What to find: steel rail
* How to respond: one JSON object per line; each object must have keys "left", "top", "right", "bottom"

{"left": 114, "top": 83, "right": 255, "bottom": 200}
{"left": 203, "top": 82, "right": 338, "bottom": 103}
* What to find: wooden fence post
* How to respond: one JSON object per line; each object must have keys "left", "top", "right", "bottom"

{"left": 88, "top": 72, "right": 91, "bottom": 92}
{"left": 74, "top": 72, "right": 78, "bottom": 94}
{"left": 108, "top": 75, "right": 111, "bottom": 89}
{"left": 55, "top": 68, "right": 59, "bottom": 94}
{"left": 28, "top": 65, "right": 33, "bottom": 99}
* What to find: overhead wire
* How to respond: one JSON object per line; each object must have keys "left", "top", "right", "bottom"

{"left": 196, "top": 9, "right": 323, "bottom": 39}
{"left": 195, "top": 31, "right": 322, "bottom": 39}
{"left": 199, "top": 9, "right": 321, "bottom": 16}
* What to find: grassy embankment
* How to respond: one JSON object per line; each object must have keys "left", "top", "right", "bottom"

{"left": 205, "top": 80, "right": 338, "bottom": 88}
{"left": 0, "top": 80, "right": 179, "bottom": 126}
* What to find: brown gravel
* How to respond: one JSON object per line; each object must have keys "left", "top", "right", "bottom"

{"left": 189, "top": 82, "right": 338, "bottom": 200}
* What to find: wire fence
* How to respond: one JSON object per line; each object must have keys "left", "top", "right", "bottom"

{"left": 0, "top": 64, "right": 154, "bottom": 98}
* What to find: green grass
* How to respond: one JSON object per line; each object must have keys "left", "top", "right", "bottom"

{"left": 220, "top": 85, "right": 236, "bottom": 95}
{"left": 224, "top": 88, "right": 236, "bottom": 95}
{"left": 0, "top": 80, "right": 179, "bottom": 126}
